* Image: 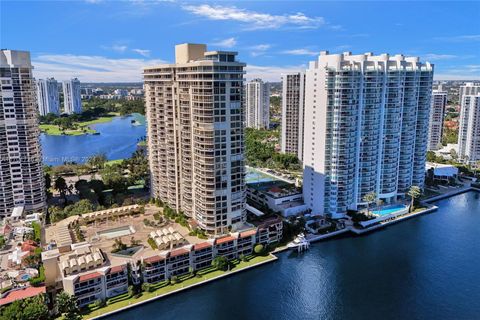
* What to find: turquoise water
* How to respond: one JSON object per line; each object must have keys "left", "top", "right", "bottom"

{"left": 41, "top": 114, "right": 146, "bottom": 166}
{"left": 372, "top": 204, "right": 407, "bottom": 216}
{"left": 105, "top": 191, "right": 480, "bottom": 320}
{"left": 245, "top": 168, "right": 276, "bottom": 183}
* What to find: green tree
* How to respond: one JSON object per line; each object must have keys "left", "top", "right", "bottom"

{"left": 54, "top": 176, "right": 68, "bottom": 200}
{"left": 87, "top": 153, "right": 107, "bottom": 170}
{"left": 362, "top": 192, "right": 376, "bottom": 214}
{"left": 56, "top": 292, "right": 82, "bottom": 320}
{"left": 211, "top": 256, "right": 229, "bottom": 271}
{"left": 407, "top": 186, "right": 422, "bottom": 212}
{"left": 21, "top": 295, "right": 49, "bottom": 320}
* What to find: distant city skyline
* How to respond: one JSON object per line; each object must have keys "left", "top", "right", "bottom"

{"left": 1, "top": 1, "right": 479, "bottom": 82}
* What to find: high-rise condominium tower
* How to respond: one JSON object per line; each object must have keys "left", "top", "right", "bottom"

{"left": 458, "top": 94, "right": 480, "bottom": 164}
{"left": 144, "top": 44, "right": 246, "bottom": 234}
{"left": 459, "top": 82, "right": 480, "bottom": 102}
{"left": 428, "top": 89, "right": 447, "bottom": 150}
{"left": 303, "top": 51, "right": 433, "bottom": 218}
{"left": 0, "top": 50, "right": 46, "bottom": 218}
{"left": 281, "top": 72, "right": 305, "bottom": 161}
{"left": 63, "top": 78, "right": 82, "bottom": 114}
{"left": 245, "top": 78, "right": 270, "bottom": 129}
{"left": 36, "top": 77, "right": 60, "bottom": 116}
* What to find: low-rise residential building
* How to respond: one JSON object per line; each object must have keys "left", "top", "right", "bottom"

{"left": 247, "top": 181, "right": 309, "bottom": 217}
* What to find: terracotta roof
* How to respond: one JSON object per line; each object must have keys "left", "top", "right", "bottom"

{"left": 0, "top": 286, "right": 46, "bottom": 306}
{"left": 193, "top": 242, "right": 212, "bottom": 251}
{"left": 108, "top": 265, "right": 126, "bottom": 274}
{"left": 144, "top": 255, "right": 164, "bottom": 264}
{"left": 216, "top": 236, "right": 235, "bottom": 244}
{"left": 240, "top": 229, "right": 257, "bottom": 238}
{"left": 169, "top": 248, "right": 190, "bottom": 258}
{"left": 78, "top": 272, "right": 102, "bottom": 282}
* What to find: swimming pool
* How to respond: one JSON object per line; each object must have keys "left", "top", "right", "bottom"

{"left": 97, "top": 226, "right": 135, "bottom": 239}
{"left": 372, "top": 204, "right": 408, "bottom": 216}
{"left": 246, "top": 168, "right": 276, "bottom": 183}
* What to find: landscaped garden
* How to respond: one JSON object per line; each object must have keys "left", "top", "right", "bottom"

{"left": 82, "top": 254, "right": 276, "bottom": 319}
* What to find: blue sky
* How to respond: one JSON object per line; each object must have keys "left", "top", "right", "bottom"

{"left": 1, "top": 0, "right": 479, "bottom": 82}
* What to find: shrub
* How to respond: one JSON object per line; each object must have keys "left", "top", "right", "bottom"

{"left": 29, "top": 266, "right": 45, "bottom": 287}
{"left": 147, "top": 237, "right": 158, "bottom": 250}
{"left": 254, "top": 244, "right": 265, "bottom": 255}
{"left": 170, "top": 276, "right": 178, "bottom": 284}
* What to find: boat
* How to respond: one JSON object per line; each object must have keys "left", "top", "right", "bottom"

{"left": 287, "top": 233, "right": 310, "bottom": 252}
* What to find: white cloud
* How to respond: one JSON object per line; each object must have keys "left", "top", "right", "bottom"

{"left": 85, "top": 0, "right": 103, "bottom": 3}
{"left": 281, "top": 49, "right": 318, "bottom": 56}
{"left": 182, "top": 4, "right": 325, "bottom": 30}
{"left": 132, "top": 48, "right": 151, "bottom": 57}
{"left": 246, "top": 64, "right": 306, "bottom": 82}
{"left": 102, "top": 45, "right": 128, "bottom": 53}
{"left": 249, "top": 44, "right": 271, "bottom": 57}
{"left": 423, "top": 53, "right": 457, "bottom": 61}
{"left": 212, "top": 37, "right": 237, "bottom": 48}
{"left": 435, "top": 34, "right": 480, "bottom": 42}
{"left": 32, "top": 54, "right": 165, "bottom": 82}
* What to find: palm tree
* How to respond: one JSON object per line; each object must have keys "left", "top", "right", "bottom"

{"left": 54, "top": 176, "right": 68, "bottom": 201}
{"left": 407, "top": 186, "right": 422, "bottom": 212}
{"left": 362, "top": 192, "right": 376, "bottom": 215}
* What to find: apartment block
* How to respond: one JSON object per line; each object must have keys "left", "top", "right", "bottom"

{"left": 458, "top": 94, "right": 480, "bottom": 164}
{"left": 36, "top": 78, "right": 60, "bottom": 115}
{"left": 281, "top": 72, "right": 305, "bottom": 161}
{"left": 459, "top": 82, "right": 480, "bottom": 102}
{"left": 62, "top": 78, "right": 82, "bottom": 114}
{"left": 245, "top": 78, "right": 270, "bottom": 129}
{"left": 302, "top": 51, "right": 433, "bottom": 218}
{"left": 144, "top": 44, "right": 246, "bottom": 235}
{"left": 0, "top": 50, "right": 46, "bottom": 218}
{"left": 428, "top": 90, "right": 447, "bottom": 150}
{"left": 42, "top": 219, "right": 282, "bottom": 306}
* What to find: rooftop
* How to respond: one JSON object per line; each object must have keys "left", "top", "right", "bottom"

{"left": 0, "top": 286, "right": 46, "bottom": 306}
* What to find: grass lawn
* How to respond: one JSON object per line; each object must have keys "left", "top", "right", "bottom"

{"left": 105, "top": 159, "right": 124, "bottom": 166}
{"left": 40, "top": 114, "right": 117, "bottom": 136}
{"left": 83, "top": 254, "right": 275, "bottom": 319}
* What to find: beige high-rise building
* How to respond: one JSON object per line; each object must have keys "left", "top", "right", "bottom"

{"left": 428, "top": 89, "right": 447, "bottom": 150}
{"left": 144, "top": 44, "right": 246, "bottom": 235}
{"left": 0, "top": 50, "right": 46, "bottom": 218}
{"left": 281, "top": 72, "right": 305, "bottom": 161}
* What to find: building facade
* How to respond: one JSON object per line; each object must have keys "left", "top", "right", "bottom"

{"left": 428, "top": 90, "right": 447, "bottom": 150}
{"left": 36, "top": 78, "right": 60, "bottom": 116}
{"left": 281, "top": 72, "right": 305, "bottom": 161}
{"left": 459, "top": 82, "right": 480, "bottom": 103}
{"left": 0, "top": 50, "right": 46, "bottom": 218}
{"left": 62, "top": 78, "right": 82, "bottom": 114}
{"left": 144, "top": 44, "right": 246, "bottom": 235}
{"left": 245, "top": 78, "right": 270, "bottom": 129}
{"left": 458, "top": 94, "right": 480, "bottom": 164}
{"left": 302, "top": 51, "right": 433, "bottom": 218}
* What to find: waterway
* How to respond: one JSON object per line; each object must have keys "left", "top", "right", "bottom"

{"left": 105, "top": 191, "right": 480, "bottom": 320}
{"left": 41, "top": 114, "right": 146, "bottom": 166}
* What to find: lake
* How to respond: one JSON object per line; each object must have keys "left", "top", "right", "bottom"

{"left": 105, "top": 191, "right": 480, "bottom": 320}
{"left": 41, "top": 114, "right": 146, "bottom": 166}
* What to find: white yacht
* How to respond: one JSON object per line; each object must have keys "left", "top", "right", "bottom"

{"left": 287, "top": 233, "right": 310, "bottom": 252}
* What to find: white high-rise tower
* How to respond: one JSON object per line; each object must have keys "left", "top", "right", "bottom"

{"left": 62, "top": 78, "right": 82, "bottom": 114}
{"left": 458, "top": 94, "right": 480, "bottom": 164}
{"left": 0, "top": 50, "right": 46, "bottom": 218}
{"left": 245, "top": 79, "right": 270, "bottom": 129}
{"left": 302, "top": 51, "right": 433, "bottom": 218}
{"left": 36, "top": 77, "right": 60, "bottom": 115}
